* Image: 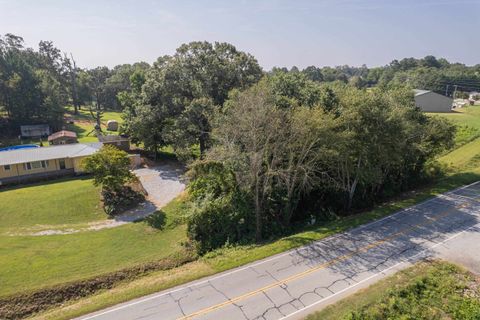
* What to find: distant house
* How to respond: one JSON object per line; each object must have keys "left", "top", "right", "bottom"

{"left": 20, "top": 124, "right": 51, "bottom": 138}
{"left": 0, "top": 143, "right": 102, "bottom": 186}
{"left": 414, "top": 89, "right": 453, "bottom": 113}
{"left": 97, "top": 135, "right": 130, "bottom": 152}
{"left": 48, "top": 130, "right": 78, "bottom": 145}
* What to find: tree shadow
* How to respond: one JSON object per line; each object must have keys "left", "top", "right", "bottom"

{"left": 144, "top": 210, "right": 167, "bottom": 230}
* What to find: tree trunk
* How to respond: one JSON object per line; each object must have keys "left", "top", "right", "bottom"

{"left": 346, "top": 157, "right": 362, "bottom": 212}
{"left": 199, "top": 132, "right": 207, "bottom": 159}
{"left": 254, "top": 178, "right": 262, "bottom": 242}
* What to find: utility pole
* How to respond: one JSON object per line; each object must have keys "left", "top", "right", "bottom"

{"left": 445, "top": 84, "right": 449, "bottom": 96}
{"left": 453, "top": 85, "right": 458, "bottom": 100}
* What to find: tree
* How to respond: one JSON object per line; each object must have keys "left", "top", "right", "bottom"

{"left": 125, "top": 41, "right": 263, "bottom": 158}
{"left": 0, "top": 33, "right": 66, "bottom": 129}
{"left": 302, "top": 66, "right": 323, "bottom": 82}
{"left": 82, "top": 145, "right": 134, "bottom": 191}
{"left": 86, "top": 66, "right": 111, "bottom": 129}
{"left": 169, "top": 97, "right": 215, "bottom": 158}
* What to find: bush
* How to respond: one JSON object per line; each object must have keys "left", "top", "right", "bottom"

{"left": 187, "top": 193, "right": 253, "bottom": 255}
{"left": 186, "top": 161, "right": 254, "bottom": 254}
{"left": 101, "top": 186, "right": 145, "bottom": 216}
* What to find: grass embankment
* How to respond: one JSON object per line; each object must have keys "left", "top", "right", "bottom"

{"left": 306, "top": 260, "right": 480, "bottom": 320}
{"left": 0, "top": 179, "right": 188, "bottom": 300}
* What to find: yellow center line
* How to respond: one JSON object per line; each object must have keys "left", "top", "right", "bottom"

{"left": 177, "top": 206, "right": 460, "bottom": 320}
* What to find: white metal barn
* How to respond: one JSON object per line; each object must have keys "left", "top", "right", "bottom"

{"left": 414, "top": 89, "right": 453, "bottom": 113}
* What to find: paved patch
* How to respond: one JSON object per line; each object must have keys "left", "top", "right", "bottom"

{"left": 77, "top": 182, "right": 480, "bottom": 320}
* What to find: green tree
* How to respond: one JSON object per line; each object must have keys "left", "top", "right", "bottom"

{"left": 126, "top": 41, "right": 263, "bottom": 158}
{"left": 82, "top": 145, "right": 134, "bottom": 192}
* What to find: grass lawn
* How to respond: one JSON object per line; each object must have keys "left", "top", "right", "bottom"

{"left": 0, "top": 178, "right": 105, "bottom": 232}
{"left": 427, "top": 105, "right": 480, "bottom": 145}
{"left": 305, "top": 260, "right": 480, "bottom": 320}
{"left": 0, "top": 179, "right": 188, "bottom": 298}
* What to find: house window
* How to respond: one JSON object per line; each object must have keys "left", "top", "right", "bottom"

{"left": 24, "top": 161, "right": 47, "bottom": 170}
{"left": 4, "top": 165, "right": 11, "bottom": 171}
{"left": 31, "top": 161, "right": 42, "bottom": 169}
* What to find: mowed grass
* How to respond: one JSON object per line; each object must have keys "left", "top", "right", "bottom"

{"left": 428, "top": 105, "right": 480, "bottom": 145}
{"left": 64, "top": 106, "right": 124, "bottom": 143}
{"left": 439, "top": 138, "right": 480, "bottom": 170}
{"left": 305, "top": 260, "right": 480, "bottom": 320}
{"left": 0, "top": 178, "right": 105, "bottom": 231}
{"left": 0, "top": 178, "right": 188, "bottom": 298}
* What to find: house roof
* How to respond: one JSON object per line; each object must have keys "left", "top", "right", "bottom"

{"left": 47, "top": 130, "right": 78, "bottom": 141}
{"left": 414, "top": 89, "right": 431, "bottom": 96}
{"left": 98, "top": 135, "right": 129, "bottom": 142}
{"left": 0, "top": 143, "right": 102, "bottom": 166}
{"left": 20, "top": 124, "right": 50, "bottom": 130}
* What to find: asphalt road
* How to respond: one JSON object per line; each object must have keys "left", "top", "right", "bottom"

{"left": 78, "top": 181, "right": 480, "bottom": 320}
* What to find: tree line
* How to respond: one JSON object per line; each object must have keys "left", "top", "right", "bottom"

{"left": 0, "top": 33, "right": 149, "bottom": 136}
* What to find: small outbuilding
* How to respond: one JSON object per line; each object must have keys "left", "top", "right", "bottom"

{"left": 20, "top": 124, "right": 51, "bottom": 138}
{"left": 414, "top": 89, "right": 453, "bottom": 113}
{"left": 106, "top": 120, "right": 119, "bottom": 131}
{"left": 97, "top": 135, "right": 130, "bottom": 152}
{"left": 48, "top": 130, "right": 78, "bottom": 145}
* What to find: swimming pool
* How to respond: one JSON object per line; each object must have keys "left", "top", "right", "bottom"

{"left": 0, "top": 144, "right": 39, "bottom": 152}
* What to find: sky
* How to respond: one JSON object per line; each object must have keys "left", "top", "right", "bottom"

{"left": 1, "top": 0, "right": 479, "bottom": 70}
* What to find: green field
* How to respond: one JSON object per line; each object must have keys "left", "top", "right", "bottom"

{"left": 0, "top": 179, "right": 187, "bottom": 298}
{"left": 306, "top": 261, "right": 480, "bottom": 320}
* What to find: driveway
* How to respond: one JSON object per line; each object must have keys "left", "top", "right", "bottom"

{"left": 77, "top": 181, "right": 480, "bottom": 320}
{"left": 133, "top": 163, "right": 186, "bottom": 208}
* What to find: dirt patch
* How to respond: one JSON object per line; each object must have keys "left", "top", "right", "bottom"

{"left": 0, "top": 248, "right": 197, "bottom": 320}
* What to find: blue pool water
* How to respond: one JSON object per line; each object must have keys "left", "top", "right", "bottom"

{"left": 0, "top": 144, "right": 39, "bottom": 152}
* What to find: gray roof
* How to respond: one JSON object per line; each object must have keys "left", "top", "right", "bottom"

{"left": 414, "top": 89, "right": 431, "bottom": 96}
{"left": 0, "top": 143, "right": 102, "bottom": 166}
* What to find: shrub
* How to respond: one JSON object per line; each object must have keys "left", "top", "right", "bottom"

{"left": 101, "top": 186, "right": 145, "bottom": 216}
{"left": 187, "top": 193, "right": 253, "bottom": 255}
{"left": 186, "top": 161, "right": 254, "bottom": 254}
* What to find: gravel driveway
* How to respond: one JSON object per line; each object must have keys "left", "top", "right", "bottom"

{"left": 133, "top": 163, "right": 186, "bottom": 208}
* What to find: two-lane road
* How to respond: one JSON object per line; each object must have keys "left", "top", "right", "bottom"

{"left": 78, "top": 182, "right": 480, "bottom": 320}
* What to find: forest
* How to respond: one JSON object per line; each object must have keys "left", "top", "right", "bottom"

{"left": 1, "top": 33, "right": 478, "bottom": 252}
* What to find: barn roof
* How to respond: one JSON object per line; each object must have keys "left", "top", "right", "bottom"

{"left": 47, "top": 130, "right": 78, "bottom": 141}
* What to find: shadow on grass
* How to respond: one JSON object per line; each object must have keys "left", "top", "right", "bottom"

{"left": 144, "top": 210, "right": 167, "bottom": 230}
